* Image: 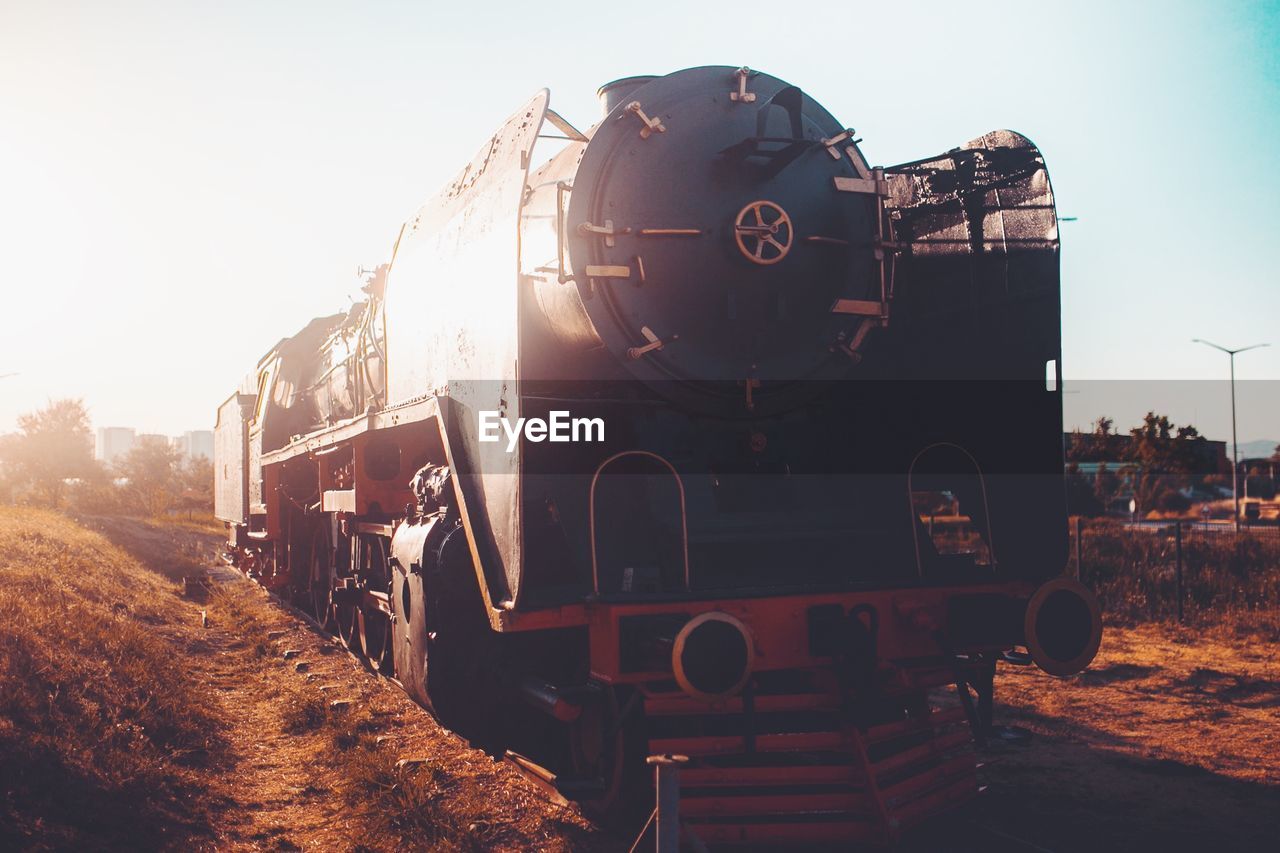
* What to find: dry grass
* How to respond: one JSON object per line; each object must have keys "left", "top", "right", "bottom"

{"left": 161, "top": 512, "right": 227, "bottom": 537}
{"left": 0, "top": 507, "right": 224, "bottom": 850}
{"left": 338, "top": 743, "right": 486, "bottom": 852}
{"left": 197, "top": 571, "right": 602, "bottom": 852}
{"left": 0, "top": 508, "right": 603, "bottom": 851}
{"left": 1079, "top": 521, "right": 1280, "bottom": 637}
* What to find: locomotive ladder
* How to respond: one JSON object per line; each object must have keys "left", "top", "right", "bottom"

{"left": 642, "top": 665, "right": 982, "bottom": 846}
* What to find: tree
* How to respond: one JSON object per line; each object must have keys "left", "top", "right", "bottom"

{"left": 65, "top": 457, "right": 125, "bottom": 514}
{"left": 176, "top": 455, "right": 214, "bottom": 514}
{"left": 0, "top": 432, "right": 20, "bottom": 503}
{"left": 1066, "top": 416, "right": 1119, "bottom": 464}
{"left": 1064, "top": 463, "right": 1103, "bottom": 516}
{"left": 117, "top": 436, "right": 184, "bottom": 517}
{"left": 1127, "top": 412, "right": 1206, "bottom": 515}
{"left": 1094, "top": 462, "right": 1123, "bottom": 508}
{"left": 0, "top": 399, "right": 95, "bottom": 506}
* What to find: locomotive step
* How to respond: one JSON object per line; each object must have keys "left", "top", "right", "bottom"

{"left": 872, "top": 729, "right": 973, "bottom": 777}
{"left": 678, "top": 763, "right": 861, "bottom": 787}
{"left": 648, "top": 730, "right": 847, "bottom": 758}
{"left": 685, "top": 817, "right": 883, "bottom": 846}
{"left": 879, "top": 753, "right": 977, "bottom": 805}
{"left": 643, "top": 692, "right": 840, "bottom": 716}
{"left": 864, "top": 705, "right": 968, "bottom": 745}
{"left": 680, "top": 790, "right": 874, "bottom": 819}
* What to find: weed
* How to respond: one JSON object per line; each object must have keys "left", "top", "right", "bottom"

{"left": 1077, "top": 521, "right": 1280, "bottom": 637}
{"left": 0, "top": 507, "right": 223, "bottom": 849}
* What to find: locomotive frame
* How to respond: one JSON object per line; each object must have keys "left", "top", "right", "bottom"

{"left": 215, "top": 65, "right": 1102, "bottom": 846}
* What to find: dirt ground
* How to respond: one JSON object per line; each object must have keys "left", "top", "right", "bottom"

{"left": 72, "top": 517, "right": 1280, "bottom": 851}
{"left": 908, "top": 622, "right": 1280, "bottom": 852}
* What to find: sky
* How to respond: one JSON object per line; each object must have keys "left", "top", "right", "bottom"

{"left": 1, "top": 0, "right": 1278, "bottom": 445}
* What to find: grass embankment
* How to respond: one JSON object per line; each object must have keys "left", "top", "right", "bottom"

{"left": 0, "top": 509, "right": 599, "bottom": 851}
{"left": 0, "top": 507, "right": 223, "bottom": 849}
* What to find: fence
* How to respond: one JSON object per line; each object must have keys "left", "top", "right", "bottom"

{"left": 1069, "top": 518, "right": 1280, "bottom": 624}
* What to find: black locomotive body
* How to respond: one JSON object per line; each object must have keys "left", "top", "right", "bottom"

{"left": 215, "top": 66, "right": 1101, "bottom": 845}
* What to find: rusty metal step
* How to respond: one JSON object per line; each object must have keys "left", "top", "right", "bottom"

{"left": 649, "top": 730, "right": 847, "bottom": 758}
{"left": 679, "top": 763, "right": 862, "bottom": 787}
{"left": 872, "top": 729, "right": 972, "bottom": 777}
{"left": 892, "top": 775, "right": 983, "bottom": 828}
{"left": 686, "top": 818, "right": 883, "bottom": 846}
{"left": 644, "top": 692, "right": 840, "bottom": 716}
{"left": 880, "top": 753, "right": 976, "bottom": 806}
{"left": 865, "top": 705, "right": 968, "bottom": 745}
{"left": 681, "top": 790, "right": 874, "bottom": 819}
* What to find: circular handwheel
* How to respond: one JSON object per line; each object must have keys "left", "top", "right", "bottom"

{"left": 733, "top": 199, "right": 793, "bottom": 265}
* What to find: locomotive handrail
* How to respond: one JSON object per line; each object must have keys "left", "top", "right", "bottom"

{"left": 556, "top": 181, "right": 573, "bottom": 283}
{"left": 906, "top": 442, "right": 998, "bottom": 579}
{"left": 589, "top": 451, "right": 690, "bottom": 596}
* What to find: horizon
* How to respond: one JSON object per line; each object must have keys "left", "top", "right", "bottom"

{"left": 2, "top": 1, "right": 1278, "bottom": 442}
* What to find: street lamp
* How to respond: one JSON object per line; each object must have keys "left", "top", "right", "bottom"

{"left": 1192, "top": 339, "right": 1270, "bottom": 531}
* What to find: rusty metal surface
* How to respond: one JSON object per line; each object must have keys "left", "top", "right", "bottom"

{"left": 383, "top": 90, "right": 549, "bottom": 606}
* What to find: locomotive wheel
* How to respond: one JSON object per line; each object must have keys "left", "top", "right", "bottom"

{"left": 426, "top": 523, "right": 505, "bottom": 752}
{"left": 336, "top": 590, "right": 359, "bottom": 651}
{"left": 333, "top": 536, "right": 359, "bottom": 651}
{"left": 308, "top": 525, "right": 336, "bottom": 630}
{"left": 571, "top": 685, "right": 648, "bottom": 830}
{"left": 357, "top": 535, "right": 393, "bottom": 672}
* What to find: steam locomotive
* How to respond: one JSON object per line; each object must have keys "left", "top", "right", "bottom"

{"left": 215, "top": 65, "right": 1102, "bottom": 846}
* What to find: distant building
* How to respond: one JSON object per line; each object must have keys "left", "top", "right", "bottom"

{"left": 95, "top": 427, "right": 135, "bottom": 466}
{"left": 173, "top": 430, "right": 214, "bottom": 461}
{"left": 1063, "top": 432, "right": 1228, "bottom": 476}
{"left": 95, "top": 426, "right": 214, "bottom": 466}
